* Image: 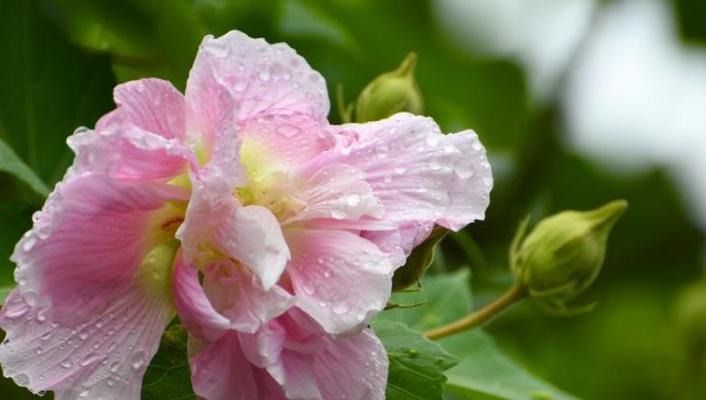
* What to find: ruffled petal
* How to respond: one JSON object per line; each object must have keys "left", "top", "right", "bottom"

{"left": 286, "top": 163, "right": 383, "bottom": 224}
{"left": 327, "top": 113, "right": 492, "bottom": 259}
{"left": 96, "top": 78, "right": 185, "bottom": 141}
{"left": 172, "top": 256, "right": 292, "bottom": 338}
{"left": 185, "top": 30, "right": 329, "bottom": 142}
{"left": 68, "top": 125, "right": 194, "bottom": 182}
{"left": 313, "top": 329, "right": 388, "bottom": 400}
{"left": 284, "top": 229, "right": 393, "bottom": 335}
{"left": 189, "top": 333, "right": 286, "bottom": 400}
{"left": 0, "top": 286, "right": 172, "bottom": 399}
{"left": 12, "top": 173, "right": 187, "bottom": 319}
{"left": 177, "top": 170, "right": 290, "bottom": 290}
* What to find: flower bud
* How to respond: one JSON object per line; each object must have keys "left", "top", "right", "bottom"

{"left": 510, "top": 200, "right": 628, "bottom": 314}
{"left": 355, "top": 53, "right": 423, "bottom": 122}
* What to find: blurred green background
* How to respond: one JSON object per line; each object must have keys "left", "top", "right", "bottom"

{"left": 1, "top": 0, "right": 704, "bottom": 399}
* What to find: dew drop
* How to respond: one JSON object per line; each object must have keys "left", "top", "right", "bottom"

{"left": 330, "top": 209, "right": 347, "bottom": 220}
{"left": 276, "top": 124, "right": 301, "bottom": 138}
{"left": 345, "top": 194, "right": 361, "bottom": 207}
{"left": 301, "top": 284, "right": 316, "bottom": 295}
{"left": 426, "top": 135, "right": 440, "bottom": 147}
{"left": 22, "top": 236, "right": 37, "bottom": 252}
{"left": 109, "top": 361, "right": 121, "bottom": 373}
{"left": 131, "top": 352, "right": 146, "bottom": 370}
{"left": 80, "top": 352, "right": 102, "bottom": 367}
{"left": 332, "top": 302, "right": 350, "bottom": 314}
{"left": 79, "top": 389, "right": 90, "bottom": 398}
{"left": 60, "top": 359, "right": 73, "bottom": 369}
{"left": 13, "top": 373, "right": 30, "bottom": 386}
{"left": 79, "top": 331, "right": 89, "bottom": 340}
{"left": 394, "top": 167, "right": 406, "bottom": 175}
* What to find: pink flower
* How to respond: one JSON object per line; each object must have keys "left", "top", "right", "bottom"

{"left": 0, "top": 30, "right": 492, "bottom": 400}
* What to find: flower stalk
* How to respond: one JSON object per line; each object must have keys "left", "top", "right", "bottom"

{"left": 423, "top": 283, "right": 526, "bottom": 340}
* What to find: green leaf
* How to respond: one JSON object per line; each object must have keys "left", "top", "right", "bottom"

{"left": 392, "top": 226, "right": 449, "bottom": 291}
{"left": 0, "top": 138, "right": 48, "bottom": 198}
{"left": 0, "top": 0, "right": 115, "bottom": 187}
{"left": 373, "top": 320, "right": 458, "bottom": 400}
{"left": 142, "top": 323, "right": 195, "bottom": 400}
{"left": 378, "top": 271, "right": 577, "bottom": 400}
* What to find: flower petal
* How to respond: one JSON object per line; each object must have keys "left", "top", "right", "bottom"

{"left": 328, "top": 113, "right": 492, "bottom": 259}
{"left": 12, "top": 173, "right": 187, "bottom": 320}
{"left": 68, "top": 125, "right": 193, "bottom": 181}
{"left": 172, "top": 256, "right": 293, "bottom": 338}
{"left": 185, "top": 30, "right": 329, "bottom": 145}
{"left": 314, "top": 329, "right": 388, "bottom": 400}
{"left": 284, "top": 229, "right": 393, "bottom": 335}
{"left": 178, "top": 171, "right": 290, "bottom": 290}
{"left": 97, "top": 78, "right": 185, "bottom": 140}
{"left": 189, "top": 332, "right": 286, "bottom": 400}
{"left": 287, "top": 163, "right": 383, "bottom": 224}
{"left": 0, "top": 286, "right": 172, "bottom": 399}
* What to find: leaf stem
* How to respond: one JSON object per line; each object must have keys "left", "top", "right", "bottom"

{"left": 423, "top": 284, "right": 526, "bottom": 340}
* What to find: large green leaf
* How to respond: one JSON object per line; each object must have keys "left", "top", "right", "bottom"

{"left": 373, "top": 320, "right": 458, "bottom": 400}
{"left": 0, "top": 0, "right": 115, "bottom": 187}
{"left": 377, "top": 271, "right": 577, "bottom": 400}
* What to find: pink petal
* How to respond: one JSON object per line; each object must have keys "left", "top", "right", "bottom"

{"left": 0, "top": 286, "right": 172, "bottom": 399}
{"left": 287, "top": 163, "right": 383, "bottom": 224}
{"left": 285, "top": 229, "right": 393, "bottom": 335}
{"left": 185, "top": 31, "right": 329, "bottom": 142}
{"left": 437, "top": 129, "right": 493, "bottom": 230}
{"left": 12, "top": 173, "right": 187, "bottom": 320}
{"left": 96, "top": 78, "right": 185, "bottom": 140}
{"left": 68, "top": 125, "right": 194, "bottom": 181}
{"left": 328, "top": 112, "right": 492, "bottom": 260}
{"left": 189, "top": 332, "right": 286, "bottom": 400}
{"left": 177, "top": 171, "right": 290, "bottom": 290}
{"left": 313, "top": 329, "right": 388, "bottom": 400}
{"left": 172, "top": 255, "right": 293, "bottom": 338}
{"left": 239, "top": 114, "right": 336, "bottom": 173}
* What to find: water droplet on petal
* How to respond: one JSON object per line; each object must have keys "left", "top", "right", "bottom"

{"left": 22, "top": 236, "right": 36, "bottom": 252}
{"left": 301, "top": 284, "right": 316, "bottom": 295}
{"left": 79, "top": 389, "right": 91, "bottom": 398}
{"left": 131, "top": 352, "right": 146, "bottom": 370}
{"left": 345, "top": 194, "right": 361, "bottom": 207}
{"left": 276, "top": 124, "right": 301, "bottom": 138}
{"left": 109, "top": 361, "right": 120, "bottom": 373}
{"left": 60, "top": 359, "right": 73, "bottom": 369}
{"left": 426, "top": 135, "right": 440, "bottom": 147}
{"left": 330, "top": 209, "right": 347, "bottom": 220}
{"left": 332, "top": 302, "right": 350, "bottom": 314}
{"left": 394, "top": 167, "right": 406, "bottom": 175}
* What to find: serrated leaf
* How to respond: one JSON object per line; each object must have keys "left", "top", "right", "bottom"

{"left": 373, "top": 320, "right": 458, "bottom": 400}
{"left": 378, "top": 271, "right": 577, "bottom": 400}
{"left": 142, "top": 324, "right": 195, "bottom": 400}
{"left": 392, "top": 226, "right": 449, "bottom": 291}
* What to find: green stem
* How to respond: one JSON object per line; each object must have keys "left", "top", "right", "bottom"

{"left": 423, "top": 284, "right": 526, "bottom": 340}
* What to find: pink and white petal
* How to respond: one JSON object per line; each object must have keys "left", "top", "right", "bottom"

{"left": 189, "top": 332, "right": 287, "bottom": 400}
{"left": 285, "top": 229, "right": 393, "bottom": 335}
{"left": 172, "top": 257, "right": 231, "bottom": 342}
{"left": 96, "top": 78, "right": 185, "bottom": 141}
{"left": 436, "top": 129, "right": 493, "bottom": 230}
{"left": 0, "top": 286, "right": 172, "bottom": 400}
{"left": 314, "top": 329, "right": 388, "bottom": 400}
{"left": 190, "top": 333, "right": 259, "bottom": 400}
{"left": 328, "top": 113, "right": 492, "bottom": 256}
{"left": 287, "top": 163, "right": 383, "bottom": 224}
{"left": 185, "top": 30, "right": 329, "bottom": 141}
{"left": 12, "top": 174, "right": 188, "bottom": 320}
{"left": 201, "top": 261, "right": 293, "bottom": 334}
{"left": 215, "top": 205, "right": 290, "bottom": 290}
{"left": 68, "top": 125, "right": 194, "bottom": 181}
{"left": 239, "top": 114, "right": 335, "bottom": 175}
{"left": 278, "top": 351, "right": 321, "bottom": 400}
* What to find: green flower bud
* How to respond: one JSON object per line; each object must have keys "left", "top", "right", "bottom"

{"left": 510, "top": 200, "right": 628, "bottom": 314}
{"left": 355, "top": 53, "right": 423, "bottom": 122}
